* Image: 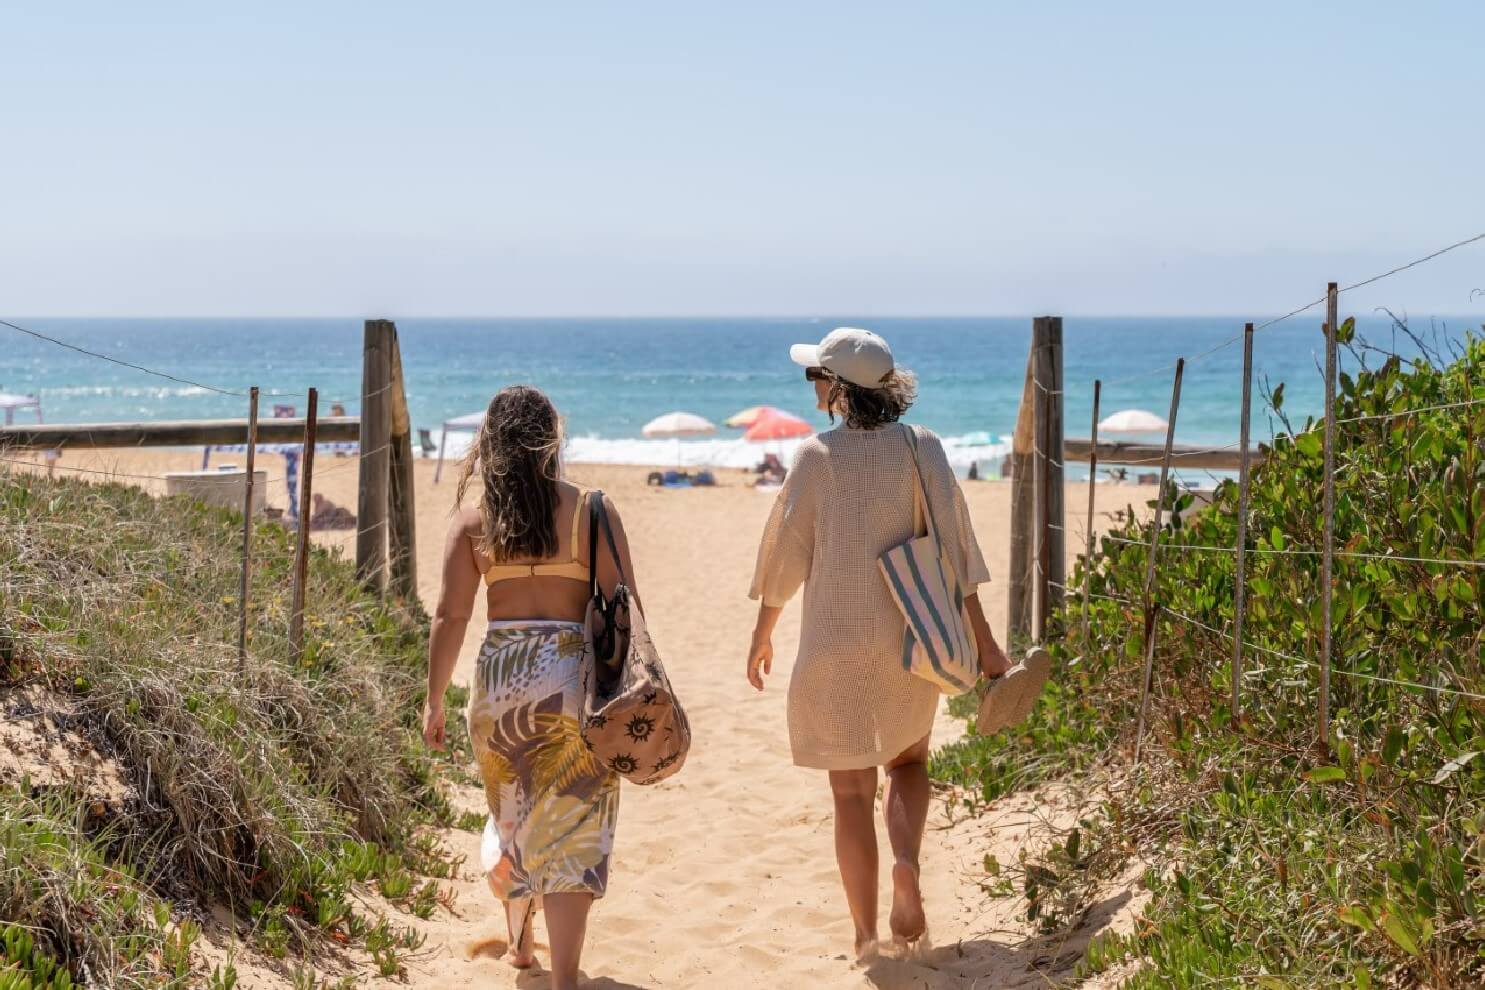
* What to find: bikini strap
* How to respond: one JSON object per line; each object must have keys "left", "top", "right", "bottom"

{"left": 570, "top": 490, "right": 587, "bottom": 561}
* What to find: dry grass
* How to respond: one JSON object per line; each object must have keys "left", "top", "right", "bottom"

{"left": 0, "top": 468, "right": 464, "bottom": 986}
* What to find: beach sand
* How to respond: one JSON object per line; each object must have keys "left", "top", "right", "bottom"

{"left": 7, "top": 448, "right": 1155, "bottom": 988}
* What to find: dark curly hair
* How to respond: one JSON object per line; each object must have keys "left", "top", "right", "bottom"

{"left": 826, "top": 368, "right": 919, "bottom": 429}
{"left": 455, "top": 386, "right": 564, "bottom": 561}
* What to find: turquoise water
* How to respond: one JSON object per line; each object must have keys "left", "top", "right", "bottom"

{"left": 0, "top": 315, "right": 1455, "bottom": 471}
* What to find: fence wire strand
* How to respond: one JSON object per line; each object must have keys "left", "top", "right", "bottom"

{"left": 1160, "top": 604, "right": 1485, "bottom": 702}
{"left": 0, "top": 317, "right": 252, "bottom": 398}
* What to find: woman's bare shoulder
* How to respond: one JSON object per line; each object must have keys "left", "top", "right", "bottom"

{"left": 449, "top": 505, "right": 483, "bottom": 540}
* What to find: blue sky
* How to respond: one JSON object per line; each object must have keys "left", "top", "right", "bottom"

{"left": 2, "top": 2, "right": 1482, "bottom": 316}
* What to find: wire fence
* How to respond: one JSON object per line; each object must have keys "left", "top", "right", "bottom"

{"left": 0, "top": 315, "right": 422, "bottom": 662}
{"left": 1032, "top": 229, "right": 1485, "bottom": 756}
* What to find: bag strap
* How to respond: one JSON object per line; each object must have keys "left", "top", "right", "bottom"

{"left": 587, "top": 489, "right": 603, "bottom": 601}
{"left": 594, "top": 495, "right": 627, "bottom": 583}
{"left": 902, "top": 424, "right": 943, "bottom": 546}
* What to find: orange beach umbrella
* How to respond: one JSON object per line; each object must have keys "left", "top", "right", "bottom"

{"left": 725, "top": 405, "right": 770, "bottom": 428}
{"left": 744, "top": 408, "right": 813, "bottom": 442}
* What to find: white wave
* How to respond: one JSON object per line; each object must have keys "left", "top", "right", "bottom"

{"left": 40, "top": 384, "right": 213, "bottom": 399}
{"left": 441, "top": 430, "right": 1014, "bottom": 476}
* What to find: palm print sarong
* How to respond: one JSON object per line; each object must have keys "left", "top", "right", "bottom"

{"left": 468, "top": 621, "right": 619, "bottom": 914}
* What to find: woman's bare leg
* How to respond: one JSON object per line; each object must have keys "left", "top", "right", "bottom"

{"left": 883, "top": 733, "right": 932, "bottom": 941}
{"left": 828, "top": 768, "right": 880, "bottom": 956}
{"left": 543, "top": 892, "right": 593, "bottom": 990}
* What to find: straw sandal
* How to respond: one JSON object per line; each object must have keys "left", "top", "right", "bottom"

{"left": 975, "top": 648, "right": 1053, "bottom": 735}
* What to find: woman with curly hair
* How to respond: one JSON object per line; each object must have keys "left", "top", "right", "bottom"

{"left": 746, "top": 328, "right": 1010, "bottom": 959}
{"left": 423, "top": 385, "right": 639, "bottom": 990}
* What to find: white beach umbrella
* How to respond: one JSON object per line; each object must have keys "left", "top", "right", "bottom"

{"left": 642, "top": 411, "right": 716, "bottom": 468}
{"left": 434, "top": 409, "right": 488, "bottom": 484}
{"left": 641, "top": 411, "right": 717, "bottom": 438}
{"left": 1098, "top": 409, "right": 1169, "bottom": 435}
{"left": 0, "top": 392, "right": 41, "bottom": 427}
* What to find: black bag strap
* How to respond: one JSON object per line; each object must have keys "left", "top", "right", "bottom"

{"left": 588, "top": 489, "right": 603, "bottom": 601}
{"left": 587, "top": 489, "right": 629, "bottom": 592}
{"left": 596, "top": 500, "right": 625, "bottom": 582}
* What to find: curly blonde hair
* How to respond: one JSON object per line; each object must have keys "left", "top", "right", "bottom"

{"left": 455, "top": 386, "right": 564, "bottom": 560}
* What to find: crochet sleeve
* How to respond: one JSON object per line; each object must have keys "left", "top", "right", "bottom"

{"left": 748, "top": 444, "right": 819, "bottom": 607}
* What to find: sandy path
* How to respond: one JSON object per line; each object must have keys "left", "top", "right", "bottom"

{"left": 13, "top": 450, "right": 1155, "bottom": 987}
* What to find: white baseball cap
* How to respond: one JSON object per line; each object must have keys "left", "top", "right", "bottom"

{"left": 789, "top": 327, "right": 895, "bottom": 388}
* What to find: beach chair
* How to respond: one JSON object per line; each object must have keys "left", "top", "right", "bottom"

{"left": 418, "top": 429, "right": 437, "bottom": 458}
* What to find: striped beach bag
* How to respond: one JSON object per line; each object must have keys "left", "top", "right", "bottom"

{"left": 878, "top": 425, "right": 978, "bottom": 696}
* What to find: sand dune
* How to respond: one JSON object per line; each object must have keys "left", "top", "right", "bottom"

{"left": 13, "top": 448, "right": 1155, "bottom": 987}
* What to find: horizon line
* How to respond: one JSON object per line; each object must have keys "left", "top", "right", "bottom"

{"left": 10, "top": 311, "right": 1485, "bottom": 322}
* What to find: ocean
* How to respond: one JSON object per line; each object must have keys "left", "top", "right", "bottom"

{"left": 0, "top": 315, "right": 1452, "bottom": 476}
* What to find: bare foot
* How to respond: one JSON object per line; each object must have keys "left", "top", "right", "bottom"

{"left": 889, "top": 862, "right": 926, "bottom": 942}
{"left": 505, "top": 901, "right": 536, "bottom": 969}
{"left": 853, "top": 933, "right": 880, "bottom": 964}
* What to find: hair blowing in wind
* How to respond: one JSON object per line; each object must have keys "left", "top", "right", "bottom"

{"left": 456, "top": 386, "right": 564, "bottom": 561}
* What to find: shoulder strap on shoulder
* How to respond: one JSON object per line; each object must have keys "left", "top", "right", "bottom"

{"left": 902, "top": 423, "right": 943, "bottom": 542}
{"left": 569, "top": 489, "right": 587, "bottom": 555}
{"left": 594, "top": 492, "right": 623, "bottom": 581}
{"left": 588, "top": 489, "right": 603, "bottom": 599}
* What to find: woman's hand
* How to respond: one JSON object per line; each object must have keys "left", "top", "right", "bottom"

{"left": 747, "top": 604, "right": 783, "bottom": 692}
{"left": 746, "top": 634, "right": 774, "bottom": 691}
{"left": 979, "top": 638, "right": 1012, "bottom": 680}
{"left": 422, "top": 701, "right": 447, "bottom": 751}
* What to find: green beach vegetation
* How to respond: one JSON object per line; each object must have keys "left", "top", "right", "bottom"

{"left": 934, "top": 327, "right": 1484, "bottom": 986}
{"left": 0, "top": 473, "right": 467, "bottom": 988}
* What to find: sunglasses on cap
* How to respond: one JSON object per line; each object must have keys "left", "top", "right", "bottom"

{"left": 804, "top": 367, "right": 832, "bottom": 382}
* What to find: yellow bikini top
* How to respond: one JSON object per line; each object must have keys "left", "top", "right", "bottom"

{"left": 483, "top": 492, "right": 590, "bottom": 586}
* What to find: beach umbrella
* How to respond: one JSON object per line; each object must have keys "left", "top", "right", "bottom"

{"left": 1098, "top": 409, "right": 1168, "bottom": 435}
{"left": 642, "top": 411, "right": 716, "bottom": 468}
{"left": 641, "top": 411, "right": 717, "bottom": 438}
{"left": 744, "top": 408, "right": 812, "bottom": 442}
{"left": 0, "top": 392, "right": 41, "bottom": 427}
{"left": 725, "top": 405, "right": 771, "bottom": 428}
{"left": 435, "top": 409, "right": 488, "bottom": 484}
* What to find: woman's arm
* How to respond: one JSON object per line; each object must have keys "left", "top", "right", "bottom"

{"left": 746, "top": 603, "right": 782, "bottom": 691}
{"left": 423, "top": 513, "right": 481, "bottom": 750}
{"left": 964, "top": 592, "right": 1010, "bottom": 678}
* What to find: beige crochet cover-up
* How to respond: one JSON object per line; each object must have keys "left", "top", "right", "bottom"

{"left": 749, "top": 423, "right": 990, "bottom": 770}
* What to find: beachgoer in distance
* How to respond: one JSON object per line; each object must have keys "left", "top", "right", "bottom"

{"left": 423, "top": 385, "right": 640, "bottom": 990}
{"left": 746, "top": 328, "right": 1011, "bottom": 958}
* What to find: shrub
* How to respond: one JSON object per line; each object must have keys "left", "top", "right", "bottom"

{"left": 0, "top": 472, "right": 467, "bottom": 985}
{"left": 936, "top": 328, "right": 1484, "bottom": 986}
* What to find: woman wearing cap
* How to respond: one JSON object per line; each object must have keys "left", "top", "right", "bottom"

{"left": 746, "top": 328, "right": 1011, "bottom": 958}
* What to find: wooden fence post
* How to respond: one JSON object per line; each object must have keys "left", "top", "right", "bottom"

{"left": 1318, "top": 283, "right": 1339, "bottom": 751}
{"left": 1133, "top": 359, "right": 1184, "bottom": 764}
{"left": 1009, "top": 342, "right": 1036, "bottom": 649}
{"left": 237, "top": 386, "right": 259, "bottom": 666}
{"left": 387, "top": 331, "right": 418, "bottom": 601}
{"left": 1035, "top": 317, "right": 1065, "bottom": 638}
{"left": 1231, "top": 324, "right": 1255, "bottom": 727}
{"left": 1080, "top": 379, "right": 1102, "bottom": 646}
{"left": 357, "top": 320, "right": 394, "bottom": 591}
{"left": 289, "top": 388, "right": 318, "bottom": 657}
{"left": 1010, "top": 316, "right": 1063, "bottom": 648}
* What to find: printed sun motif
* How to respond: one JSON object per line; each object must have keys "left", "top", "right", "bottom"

{"left": 608, "top": 753, "right": 639, "bottom": 775}
{"left": 625, "top": 713, "right": 656, "bottom": 742}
